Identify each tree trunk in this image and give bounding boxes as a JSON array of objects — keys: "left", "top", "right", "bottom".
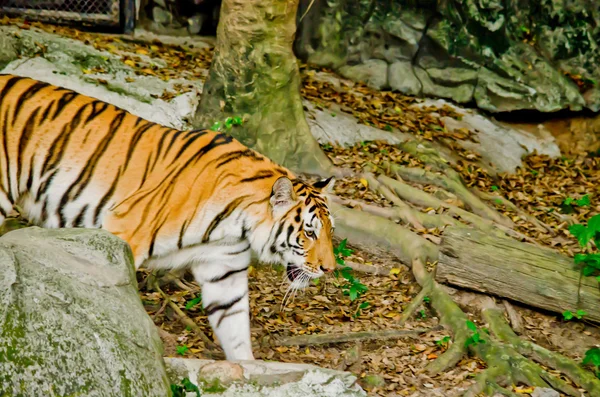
[
  {"left": 193, "top": 0, "right": 333, "bottom": 176},
  {"left": 436, "top": 226, "right": 600, "bottom": 323}
]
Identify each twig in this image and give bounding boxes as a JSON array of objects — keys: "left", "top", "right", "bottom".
[
  {"left": 398, "top": 285, "right": 432, "bottom": 325},
  {"left": 272, "top": 326, "right": 440, "bottom": 347},
  {"left": 502, "top": 300, "right": 523, "bottom": 335},
  {"left": 152, "top": 279, "right": 221, "bottom": 352}
]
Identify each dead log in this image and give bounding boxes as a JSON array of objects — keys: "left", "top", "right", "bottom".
[{"left": 436, "top": 226, "right": 600, "bottom": 323}]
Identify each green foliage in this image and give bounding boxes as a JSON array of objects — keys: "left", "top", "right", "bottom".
[
  {"left": 210, "top": 116, "right": 243, "bottom": 132},
  {"left": 353, "top": 301, "right": 371, "bottom": 318},
  {"left": 562, "top": 309, "right": 586, "bottom": 321},
  {"left": 176, "top": 345, "right": 189, "bottom": 356},
  {"left": 417, "top": 310, "right": 426, "bottom": 319},
  {"left": 171, "top": 378, "right": 201, "bottom": 397},
  {"left": 333, "top": 239, "right": 369, "bottom": 302},
  {"left": 569, "top": 214, "right": 600, "bottom": 279},
  {"left": 464, "top": 320, "right": 486, "bottom": 348},
  {"left": 491, "top": 185, "right": 499, "bottom": 192},
  {"left": 423, "top": 296, "right": 431, "bottom": 304},
  {"left": 583, "top": 347, "right": 600, "bottom": 379},
  {"left": 185, "top": 294, "right": 202, "bottom": 310},
  {"left": 561, "top": 194, "right": 591, "bottom": 213},
  {"left": 436, "top": 336, "right": 451, "bottom": 347}
]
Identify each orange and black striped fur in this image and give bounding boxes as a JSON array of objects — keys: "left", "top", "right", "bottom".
[{"left": 0, "top": 74, "right": 336, "bottom": 360}]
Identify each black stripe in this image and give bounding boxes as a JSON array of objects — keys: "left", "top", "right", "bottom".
[
  {"left": 0, "top": 77, "right": 22, "bottom": 201},
  {"left": 13, "top": 82, "right": 48, "bottom": 125},
  {"left": 202, "top": 196, "right": 249, "bottom": 243},
  {"left": 148, "top": 214, "right": 169, "bottom": 257},
  {"left": 123, "top": 121, "right": 154, "bottom": 172},
  {"left": 163, "top": 129, "right": 184, "bottom": 158},
  {"left": 177, "top": 219, "right": 189, "bottom": 249},
  {"left": 217, "top": 309, "right": 244, "bottom": 327},
  {"left": 16, "top": 108, "right": 40, "bottom": 193},
  {"left": 57, "top": 111, "right": 126, "bottom": 227},
  {"left": 215, "top": 149, "right": 255, "bottom": 168},
  {"left": 150, "top": 128, "right": 170, "bottom": 171},
  {"left": 51, "top": 92, "right": 78, "bottom": 121},
  {"left": 205, "top": 293, "right": 245, "bottom": 316},
  {"left": 208, "top": 266, "right": 249, "bottom": 283},
  {"left": 83, "top": 101, "right": 109, "bottom": 125},
  {"left": 93, "top": 167, "right": 121, "bottom": 227},
  {"left": 240, "top": 170, "right": 275, "bottom": 183},
  {"left": 73, "top": 204, "right": 88, "bottom": 227},
  {"left": 174, "top": 129, "right": 208, "bottom": 159}
]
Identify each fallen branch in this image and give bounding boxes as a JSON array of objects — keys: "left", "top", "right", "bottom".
[
  {"left": 272, "top": 326, "right": 439, "bottom": 347},
  {"left": 151, "top": 279, "right": 222, "bottom": 355}
]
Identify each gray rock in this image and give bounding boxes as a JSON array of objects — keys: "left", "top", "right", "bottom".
[
  {"left": 339, "top": 59, "right": 389, "bottom": 90},
  {"left": 0, "top": 35, "right": 18, "bottom": 69},
  {"left": 414, "top": 66, "right": 476, "bottom": 104},
  {"left": 152, "top": 6, "right": 173, "bottom": 25},
  {"left": 165, "top": 358, "right": 366, "bottom": 396},
  {"left": 388, "top": 61, "right": 422, "bottom": 95},
  {"left": 0, "top": 227, "right": 170, "bottom": 397},
  {"left": 532, "top": 387, "right": 560, "bottom": 397}
]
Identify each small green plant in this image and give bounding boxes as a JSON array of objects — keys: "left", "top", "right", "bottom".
[
  {"left": 464, "top": 320, "right": 486, "bottom": 348},
  {"left": 201, "top": 379, "right": 227, "bottom": 393},
  {"left": 491, "top": 185, "right": 499, "bottom": 192},
  {"left": 333, "top": 239, "right": 368, "bottom": 301},
  {"left": 423, "top": 296, "right": 431, "bottom": 304},
  {"left": 417, "top": 309, "right": 427, "bottom": 319},
  {"left": 583, "top": 347, "right": 600, "bottom": 379},
  {"left": 210, "top": 116, "right": 243, "bottom": 131},
  {"left": 563, "top": 309, "right": 587, "bottom": 321},
  {"left": 185, "top": 294, "right": 202, "bottom": 310},
  {"left": 321, "top": 143, "right": 333, "bottom": 151},
  {"left": 171, "top": 378, "right": 201, "bottom": 397},
  {"left": 353, "top": 301, "right": 371, "bottom": 318},
  {"left": 569, "top": 214, "right": 600, "bottom": 280},
  {"left": 176, "top": 345, "right": 189, "bottom": 356},
  {"left": 561, "top": 194, "right": 591, "bottom": 213},
  {"left": 436, "top": 336, "right": 451, "bottom": 347}
]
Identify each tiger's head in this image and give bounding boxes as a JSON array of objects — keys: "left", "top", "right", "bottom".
[{"left": 262, "top": 176, "right": 336, "bottom": 288}]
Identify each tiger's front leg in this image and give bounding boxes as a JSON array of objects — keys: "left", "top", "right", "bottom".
[{"left": 190, "top": 248, "right": 254, "bottom": 361}]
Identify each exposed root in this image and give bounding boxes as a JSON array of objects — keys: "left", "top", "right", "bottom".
[
  {"left": 482, "top": 304, "right": 600, "bottom": 395},
  {"left": 398, "top": 284, "right": 432, "bottom": 325},
  {"left": 271, "top": 326, "right": 437, "bottom": 347},
  {"left": 339, "top": 260, "right": 391, "bottom": 276},
  {"left": 380, "top": 160, "right": 513, "bottom": 228}
]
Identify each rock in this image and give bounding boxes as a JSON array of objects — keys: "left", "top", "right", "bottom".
[
  {"left": 165, "top": 358, "right": 367, "bottom": 396},
  {"left": 188, "top": 14, "right": 205, "bottom": 35},
  {"left": 198, "top": 361, "right": 244, "bottom": 386},
  {"left": 0, "top": 227, "right": 170, "bottom": 396},
  {"left": 296, "top": 0, "right": 600, "bottom": 113},
  {"left": 388, "top": 61, "right": 421, "bottom": 95},
  {"left": 532, "top": 387, "right": 560, "bottom": 397},
  {"left": 0, "top": 35, "right": 18, "bottom": 69},
  {"left": 338, "top": 59, "right": 389, "bottom": 91},
  {"left": 152, "top": 6, "right": 173, "bottom": 25}
]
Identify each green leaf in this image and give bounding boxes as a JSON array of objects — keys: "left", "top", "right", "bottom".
[
  {"left": 569, "top": 224, "right": 595, "bottom": 247},
  {"left": 576, "top": 309, "right": 587, "bottom": 319},
  {"left": 576, "top": 194, "right": 591, "bottom": 207},
  {"left": 466, "top": 320, "right": 477, "bottom": 332},
  {"left": 232, "top": 116, "right": 243, "bottom": 125},
  {"left": 563, "top": 197, "right": 575, "bottom": 206},
  {"left": 181, "top": 378, "right": 201, "bottom": 397},
  {"left": 583, "top": 347, "right": 600, "bottom": 367},
  {"left": 176, "top": 345, "right": 189, "bottom": 355},
  {"left": 423, "top": 296, "right": 431, "bottom": 303},
  {"left": 185, "top": 296, "right": 202, "bottom": 310},
  {"left": 436, "top": 336, "right": 451, "bottom": 346},
  {"left": 359, "top": 301, "right": 370, "bottom": 310},
  {"left": 491, "top": 185, "right": 499, "bottom": 192},
  {"left": 563, "top": 310, "right": 574, "bottom": 321},
  {"left": 211, "top": 121, "right": 221, "bottom": 131}
]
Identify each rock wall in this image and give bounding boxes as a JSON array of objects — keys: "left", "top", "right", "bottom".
[
  {"left": 0, "top": 227, "right": 171, "bottom": 396},
  {"left": 295, "top": 0, "right": 600, "bottom": 113}
]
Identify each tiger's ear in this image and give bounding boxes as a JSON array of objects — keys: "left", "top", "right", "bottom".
[
  {"left": 270, "top": 177, "right": 296, "bottom": 212},
  {"left": 312, "top": 176, "right": 335, "bottom": 193}
]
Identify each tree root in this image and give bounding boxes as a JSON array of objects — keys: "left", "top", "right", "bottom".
[
  {"left": 380, "top": 160, "right": 513, "bottom": 228},
  {"left": 271, "top": 326, "right": 438, "bottom": 347},
  {"left": 331, "top": 200, "right": 600, "bottom": 396},
  {"left": 398, "top": 284, "right": 432, "bottom": 325},
  {"left": 339, "top": 260, "right": 391, "bottom": 276},
  {"left": 482, "top": 304, "right": 600, "bottom": 395}
]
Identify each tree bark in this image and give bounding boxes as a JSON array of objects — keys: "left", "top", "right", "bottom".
[
  {"left": 436, "top": 226, "right": 600, "bottom": 323},
  {"left": 193, "top": 0, "right": 333, "bottom": 176}
]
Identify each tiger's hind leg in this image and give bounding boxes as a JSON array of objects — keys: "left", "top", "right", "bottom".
[{"left": 190, "top": 239, "right": 254, "bottom": 361}]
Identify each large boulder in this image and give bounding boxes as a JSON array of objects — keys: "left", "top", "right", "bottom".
[
  {"left": 0, "top": 227, "right": 171, "bottom": 397},
  {"left": 296, "top": 0, "right": 600, "bottom": 113}
]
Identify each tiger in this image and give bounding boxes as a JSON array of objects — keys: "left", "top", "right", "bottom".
[{"left": 0, "top": 74, "right": 337, "bottom": 361}]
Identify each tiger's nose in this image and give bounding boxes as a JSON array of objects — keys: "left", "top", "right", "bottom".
[{"left": 320, "top": 265, "right": 333, "bottom": 273}]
